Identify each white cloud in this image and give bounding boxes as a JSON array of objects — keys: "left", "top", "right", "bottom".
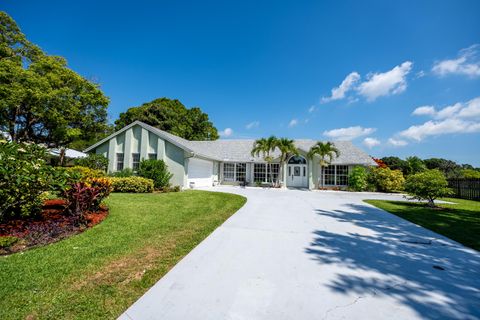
[
  {"left": 432, "top": 44, "right": 480, "bottom": 77},
  {"left": 245, "top": 121, "right": 260, "bottom": 129},
  {"left": 412, "top": 97, "right": 480, "bottom": 120},
  {"left": 363, "top": 137, "right": 380, "bottom": 149},
  {"left": 388, "top": 138, "right": 408, "bottom": 147},
  {"left": 412, "top": 105, "right": 436, "bottom": 116},
  {"left": 288, "top": 119, "right": 298, "bottom": 128},
  {"left": 321, "top": 72, "right": 360, "bottom": 103},
  {"left": 357, "top": 61, "right": 413, "bottom": 102},
  {"left": 220, "top": 128, "right": 233, "bottom": 137},
  {"left": 415, "top": 70, "right": 426, "bottom": 79},
  {"left": 308, "top": 105, "right": 316, "bottom": 113},
  {"left": 458, "top": 97, "right": 480, "bottom": 119},
  {"left": 435, "top": 103, "right": 462, "bottom": 119},
  {"left": 323, "top": 126, "right": 376, "bottom": 140},
  {"left": 399, "top": 97, "right": 480, "bottom": 142},
  {"left": 399, "top": 119, "right": 480, "bottom": 141}
]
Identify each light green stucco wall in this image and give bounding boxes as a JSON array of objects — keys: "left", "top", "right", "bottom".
[{"left": 92, "top": 124, "right": 186, "bottom": 187}]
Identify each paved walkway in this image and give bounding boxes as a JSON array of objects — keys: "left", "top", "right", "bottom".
[{"left": 120, "top": 187, "right": 480, "bottom": 320}]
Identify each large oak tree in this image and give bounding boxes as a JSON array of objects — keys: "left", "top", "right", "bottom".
[
  {"left": 0, "top": 12, "right": 110, "bottom": 150},
  {"left": 115, "top": 97, "right": 219, "bottom": 140}
]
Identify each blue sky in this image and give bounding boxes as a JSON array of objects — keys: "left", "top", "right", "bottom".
[{"left": 3, "top": 0, "right": 480, "bottom": 165}]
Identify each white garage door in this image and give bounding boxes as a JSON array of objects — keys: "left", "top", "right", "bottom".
[{"left": 188, "top": 158, "right": 213, "bottom": 187}]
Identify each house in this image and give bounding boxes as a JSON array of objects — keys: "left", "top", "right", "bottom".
[{"left": 84, "top": 121, "right": 376, "bottom": 189}]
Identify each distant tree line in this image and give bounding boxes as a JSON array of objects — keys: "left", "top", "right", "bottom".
[{"left": 380, "top": 156, "right": 480, "bottom": 179}]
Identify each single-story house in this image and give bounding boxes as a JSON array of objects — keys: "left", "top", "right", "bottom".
[{"left": 84, "top": 120, "right": 376, "bottom": 189}]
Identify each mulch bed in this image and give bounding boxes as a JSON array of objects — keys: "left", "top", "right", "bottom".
[{"left": 0, "top": 199, "right": 108, "bottom": 255}]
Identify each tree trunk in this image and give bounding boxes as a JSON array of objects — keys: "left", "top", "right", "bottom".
[{"left": 59, "top": 147, "right": 66, "bottom": 166}]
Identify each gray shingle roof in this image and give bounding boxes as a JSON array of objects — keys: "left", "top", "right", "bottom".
[
  {"left": 185, "top": 139, "right": 376, "bottom": 165},
  {"left": 85, "top": 121, "right": 376, "bottom": 166}
]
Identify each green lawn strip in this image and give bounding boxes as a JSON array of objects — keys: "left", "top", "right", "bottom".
[
  {"left": 364, "top": 198, "right": 480, "bottom": 251},
  {"left": 0, "top": 191, "right": 246, "bottom": 320}
]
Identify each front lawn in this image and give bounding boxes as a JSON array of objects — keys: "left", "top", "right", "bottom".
[
  {"left": 364, "top": 198, "right": 480, "bottom": 251},
  {"left": 0, "top": 191, "right": 246, "bottom": 319}
]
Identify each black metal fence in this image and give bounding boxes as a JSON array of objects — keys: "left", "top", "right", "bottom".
[{"left": 448, "top": 178, "right": 480, "bottom": 201}]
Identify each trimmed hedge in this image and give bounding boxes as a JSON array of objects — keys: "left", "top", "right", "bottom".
[
  {"left": 108, "top": 177, "right": 154, "bottom": 193},
  {"left": 66, "top": 166, "right": 105, "bottom": 180}
]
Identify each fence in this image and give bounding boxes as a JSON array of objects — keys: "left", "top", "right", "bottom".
[{"left": 447, "top": 178, "right": 480, "bottom": 201}]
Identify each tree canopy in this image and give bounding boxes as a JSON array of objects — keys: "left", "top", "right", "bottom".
[
  {"left": 114, "top": 98, "right": 219, "bottom": 141},
  {"left": 0, "top": 12, "right": 110, "bottom": 149}
]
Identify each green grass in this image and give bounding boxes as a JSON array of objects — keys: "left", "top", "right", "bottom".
[
  {"left": 364, "top": 197, "right": 480, "bottom": 251},
  {"left": 0, "top": 191, "right": 246, "bottom": 320}
]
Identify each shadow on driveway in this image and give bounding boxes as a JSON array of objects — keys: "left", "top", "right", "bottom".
[{"left": 305, "top": 203, "right": 480, "bottom": 320}]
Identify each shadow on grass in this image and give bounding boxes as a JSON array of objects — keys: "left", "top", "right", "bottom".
[{"left": 305, "top": 203, "right": 480, "bottom": 319}]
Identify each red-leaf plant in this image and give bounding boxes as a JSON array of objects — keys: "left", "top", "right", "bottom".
[{"left": 63, "top": 182, "right": 101, "bottom": 223}]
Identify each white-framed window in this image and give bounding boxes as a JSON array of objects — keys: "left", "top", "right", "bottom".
[
  {"left": 323, "top": 165, "right": 349, "bottom": 186},
  {"left": 253, "top": 163, "right": 266, "bottom": 182},
  {"left": 223, "top": 163, "right": 235, "bottom": 181},
  {"left": 336, "top": 165, "right": 349, "bottom": 186},
  {"left": 223, "top": 163, "right": 247, "bottom": 182},
  {"left": 324, "top": 165, "right": 336, "bottom": 185},
  {"left": 132, "top": 153, "right": 141, "bottom": 171},
  {"left": 236, "top": 163, "right": 246, "bottom": 182},
  {"left": 116, "top": 153, "right": 124, "bottom": 171},
  {"left": 253, "top": 163, "right": 280, "bottom": 183},
  {"left": 148, "top": 153, "right": 157, "bottom": 160}
]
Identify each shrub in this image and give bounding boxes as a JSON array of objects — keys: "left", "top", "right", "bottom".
[
  {"left": 66, "top": 166, "right": 105, "bottom": 180},
  {"left": 0, "top": 141, "right": 66, "bottom": 221},
  {"left": 370, "top": 167, "right": 405, "bottom": 193},
  {"left": 74, "top": 154, "right": 108, "bottom": 171},
  {"left": 108, "top": 177, "right": 154, "bottom": 193},
  {"left": 63, "top": 178, "right": 112, "bottom": 221},
  {"left": 138, "top": 159, "right": 173, "bottom": 189},
  {"left": 109, "top": 168, "right": 135, "bottom": 177},
  {"left": 405, "top": 169, "right": 453, "bottom": 207},
  {"left": 88, "top": 178, "right": 113, "bottom": 208},
  {"left": 0, "top": 236, "right": 19, "bottom": 248},
  {"left": 348, "top": 166, "right": 368, "bottom": 191}
]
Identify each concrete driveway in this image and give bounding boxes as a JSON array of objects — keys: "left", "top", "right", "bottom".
[{"left": 120, "top": 187, "right": 480, "bottom": 320}]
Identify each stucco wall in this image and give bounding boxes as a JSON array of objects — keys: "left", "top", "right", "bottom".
[{"left": 91, "top": 124, "right": 186, "bottom": 187}]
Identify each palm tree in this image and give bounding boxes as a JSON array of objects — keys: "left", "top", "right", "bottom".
[
  {"left": 307, "top": 141, "right": 340, "bottom": 188},
  {"left": 251, "top": 136, "right": 278, "bottom": 185},
  {"left": 275, "top": 138, "right": 298, "bottom": 187}
]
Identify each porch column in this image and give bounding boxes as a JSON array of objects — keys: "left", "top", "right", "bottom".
[
  {"left": 282, "top": 162, "right": 287, "bottom": 188},
  {"left": 308, "top": 159, "right": 314, "bottom": 189}
]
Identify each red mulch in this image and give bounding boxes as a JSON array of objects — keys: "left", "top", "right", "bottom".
[{"left": 0, "top": 199, "right": 108, "bottom": 255}]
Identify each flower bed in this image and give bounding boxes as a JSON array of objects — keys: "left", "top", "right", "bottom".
[{"left": 0, "top": 199, "right": 108, "bottom": 255}]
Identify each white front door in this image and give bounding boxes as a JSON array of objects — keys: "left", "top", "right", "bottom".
[{"left": 287, "top": 164, "right": 307, "bottom": 187}]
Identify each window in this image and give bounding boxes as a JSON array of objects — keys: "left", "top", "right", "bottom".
[
  {"left": 288, "top": 156, "right": 306, "bottom": 164},
  {"left": 223, "top": 163, "right": 235, "bottom": 181},
  {"left": 236, "top": 163, "right": 246, "bottom": 182},
  {"left": 223, "top": 163, "right": 247, "bottom": 182},
  {"left": 324, "top": 165, "right": 335, "bottom": 185},
  {"left": 336, "top": 165, "right": 349, "bottom": 186},
  {"left": 148, "top": 153, "right": 157, "bottom": 160},
  {"left": 253, "top": 163, "right": 279, "bottom": 183},
  {"left": 132, "top": 153, "right": 140, "bottom": 171},
  {"left": 116, "top": 153, "right": 124, "bottom": 171},
  {"left": 267, "top": 163, "right": 280, "bottom": 182},
  {"left": 253, "top": 163, "right": 266, "bottom": 182}
]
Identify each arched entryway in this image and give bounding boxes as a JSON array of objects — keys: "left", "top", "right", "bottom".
[{"left": 286, "top": 155, "right": 308, "bottom": 187}]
